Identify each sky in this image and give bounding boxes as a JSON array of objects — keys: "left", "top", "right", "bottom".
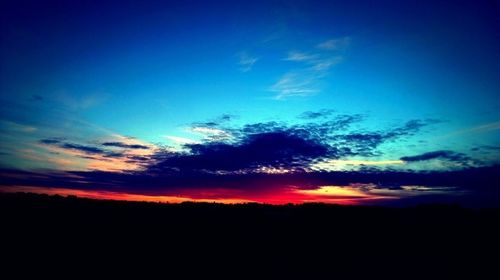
[{"left": 1, "top": 0, "right": 499, "bottom": 206}]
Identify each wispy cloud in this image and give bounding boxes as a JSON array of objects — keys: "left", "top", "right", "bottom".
[
  {"left": 466, "top": 121, "right": 500, "bottom": 133},
  {"left": 437, "top": 120, "right": 500, "bottom": 140},
  {"left": 237, "top": 51, "right": 259, "bottom": 72},
  {"left": 271, "top": 37, "right": 350, "bottom": 99},
  {"left": 55, "top": 91, "right": 109, "bottom": 110},
  {"left": 0, "top": 120, "right": 37, "bottom": 133},
  {"left": 317, "top": 37, "right": 351, "bottom": 51},
  {"left": 36, "top": 134, "right": 158, "bottom": 172},
  {"left": 310, "top": 56, "right": 343, "bottom": 71},
  {"left": 284, "top": 51, "right": 317, "bottom": 62},
  {"left": 271, "top": 72, "right": 319, "bottom": 100}
]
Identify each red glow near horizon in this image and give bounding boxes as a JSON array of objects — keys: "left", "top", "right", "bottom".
[{"left": 0, "top": 185, "right": 394, "bottom": 205}]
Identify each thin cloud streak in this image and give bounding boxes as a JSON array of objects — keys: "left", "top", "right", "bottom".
[
  {"left": 317, "top": 37, "right": 351, "bottom": 50},
  {"left": 284, "top": 51, "right": 318, "bottom": 62},
  {"left": 436, "top": 120, "right": 500, "bottom": 140},
  {"left": 271, "top": 37, "right": 349, "bottom": 99},
  {"left": 237, "top": 51, "right": 259, "bottom": 72},
  {"left": 271, "top": 72, "right": 319, "bottom": 100}
]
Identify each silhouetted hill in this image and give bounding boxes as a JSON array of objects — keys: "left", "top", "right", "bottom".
[{"left": 1, "top": 192, "right": 499, "bottom": 277}]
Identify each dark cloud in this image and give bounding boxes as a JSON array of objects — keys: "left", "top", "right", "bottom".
[
  {"left": 298, "top": 109, "right": 335, "bottom": 119},
  {"left": 401, "top": 150, "right": 470, "bottom": 163},
  {"left": 39, "top": 139, "right": 126, "bottom": 158},
  {"left": 191, "top": 114, "right": 237, "bottom": 127},
  {"left": 38, "top": 138, "right": 157, "bottom": 167},
  {"left": 472, "top": 145, "right": 500, "bottom": 152},
  {"left": 14, "top": 116, "right": 495, "bottom": 206},
  {"left": 237, "top": 114, "right": 363, "bottom": 139},
  {"left": 294, "top": 114, "right": 365, "bottom": 138},
  {"left": 149, "top": 131, "right": 332, "bottom": 173},
  {"left": 60, "top": 143, "right": 107, "bottom": 155},
  {"left": 127, "top": 155, "right": 150, "bottom": 162},
  {"left": 386, "top": 119, "right": 438, "bottom": 138},
  {"left": 39, "top": 138, "right": 62, "bottom": 145},
  {"left": 152, "top": 115, "right": 438, "bottom": 173},
  {"left": 330, "top": 119, "right": 437, "bottom": 157},
  {"left": 332, "top": 133, "right": 385, "bottom": 156},
  {"left": 37, "top": 116, "right": 438, "bottom": 172},
  {"left": 104, "top": 152, "right": 125, "bottom": 158},
  {"left": 149, "top": 114, "right": 377, "bottom": 173},
  {"left": 102, "top": 142, "right": 149, "bottom": 150},
  {"left": 218, "top": 114, "right": 235, "bottom": 122}
]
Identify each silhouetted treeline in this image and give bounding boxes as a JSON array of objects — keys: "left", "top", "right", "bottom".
[{"left": 1, "top": 192, "right": 498, "bottom": 277}]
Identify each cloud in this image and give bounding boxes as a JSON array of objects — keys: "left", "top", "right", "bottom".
[
  {"left": 39, "top": 138, "right": 63, "bottom": 145},
  {"left": 237, "top": 51, "right": 259, "bottom": 72},
  {"left": 317, "top": 37, "right": 351, "bottom": 50},
  {"left": 472, "top": 145, "right": 500, "bottom": 151},
  {"left": 37, "top": 138, "right": 156, "bottom": 171},
  {"left": 401, "top": 150, "right": 470, "bottom": 163},
  {"left": 33, "top": 115, "right": 437, "bottom": 174},
  {"left": 164, "top": 135, "right": 199, "bottom": 145},
  {"left": 298, "top": 109, "right": 336, "bottom": 119},
  {"left": 191, "top": 114, "right": 237, "bottom": 128},
  {"left": 284, "top": 51, "right": 342, "bottom": 72},
  {"left": 310, "top": 56, "right": 342, "bottom": 71},
  {"left": 162, "top": 116, "right": 366, "bottom": 172},
  {"left": 56, "top": 92, "right": 108, "bottom": 110},
  {"left": 272, "top": 38, "right": 350, "bottom": 99},
  {"left": 330, "top": 119, "right": 435, "bottom": 157},
  {"left": 311, "top": 159, "right": 405, "bottom": 171},
  {"left": 151, "top": 131, "right": 331, "bottom": 173},
  {"left": 102, "top": 142, "right": 150, "bottom": 150},
  {"left": 1, "top": 164, "right": 499, "bottom": 206},
  {"left": 189, "top": 127, "right": 232, "bottom": 141},
  {"left": 60, "top": 143, "right": 108, "bottom": 155},
  {"left": 0, "top": 120, "right": 37, "bottom": 133},
  {"left": 3, "top": 113, "right": 498, "bottom": 206},
  {"left": 468, "top": 121, "right": 500, "bottom": 133},
  {"left": 271, "top": 72, "right": 319, "bottom": 99},
  {"left": 284, "top": 51, "right": 317, "bottom": 62},
  {"left": 439, "top": 120, "right": 500, "bottom": 140},
  {"left": 151, "top": 115, "right": 438, "bottom": 174}
]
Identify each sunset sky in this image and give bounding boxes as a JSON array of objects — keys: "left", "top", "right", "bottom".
[{"left": 1, "top": 0, "right": 499, "bottom": 206}]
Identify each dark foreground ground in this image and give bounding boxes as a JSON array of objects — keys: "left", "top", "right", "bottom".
[{"left": 1, "top": 192, "right": 499, "bottom": 277}]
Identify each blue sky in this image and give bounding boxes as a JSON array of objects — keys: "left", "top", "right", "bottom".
[{"left": 0, "top": 0, "right": 499, "bottom": 205}]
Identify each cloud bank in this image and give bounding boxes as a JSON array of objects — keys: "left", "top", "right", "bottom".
[{"left": 2, "top": 111, "right": 497, "bottom": 206}]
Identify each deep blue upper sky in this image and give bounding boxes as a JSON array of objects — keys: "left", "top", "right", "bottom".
[{"left": 1, "top": 0, "right": 499, "bottom": 175}]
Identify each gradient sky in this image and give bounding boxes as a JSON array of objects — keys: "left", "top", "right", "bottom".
[{"left": 1, "top": 0, "right": 499, "bottom": 206}]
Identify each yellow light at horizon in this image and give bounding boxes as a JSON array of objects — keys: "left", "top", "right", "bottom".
[{"left": 296, "top": 186, "right": 370, "bottom": 197}]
